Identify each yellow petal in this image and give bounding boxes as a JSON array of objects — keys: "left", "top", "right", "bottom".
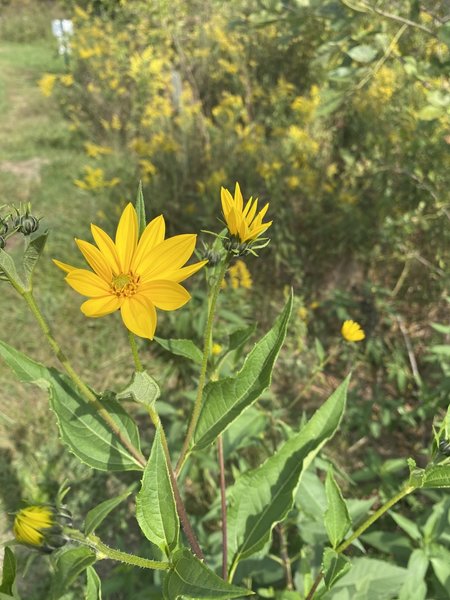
[
  {"left": 53, "top": 259, "right": 77, "bottom": 274},
  {"left": 221, "top": 187, "right": 234, "bottom": 216},
  {"left": 138, "top": 234, "right": 196, "bottom": 280},
  {"left": 161, "top": 259, "right": 208, "bottom": 283},
  {"left": 115, "top": 203, "right": 138, "bottom": 273},
  {"left": 225, "top": 206, "right": 239, "bottom": 237},
  {"left": 245, "top": 198, "right": 258, "bottom": 224},
  {"left": 131, "top": 214, "right": 165, "bottom": 272},
  {"left": 91, "top": 224, "right": 121, "bottom": 273},
  {"left": 140, "top": 280, "right": 191, "bottom": 310},
  {"left": 120, "top": 295, "right": 157, "bottom": 339},
  {"left": 80, "top": 295, "right": 121, "bottom": 317},
  {"left": 66, "top": 269, "right": 111, "bottom": 297},
  {"left": 234, "top": 182, "right": 243, "bottom": 212},
  {"left": 14, "top": 520, "right": 42, "bottom": 545},
  {"left": 75, "top": 239, "right": 112, "bottom": 282}
]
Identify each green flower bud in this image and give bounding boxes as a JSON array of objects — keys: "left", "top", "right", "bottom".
[{"left": 19, "top": 214, "right": 40, "bottom": 236}]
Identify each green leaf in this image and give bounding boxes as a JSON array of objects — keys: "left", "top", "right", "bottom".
[
  {"left": 154, "top": 337, "right": 203, "bottom": 364},
  {"left": 417, "top": 106, "right": 444, "bottom": 121},
  {"left": 389, "top": 511, "right": 421, "bottom": 541},
  {"left": 324, "top": 470, "right": 351, "bottom": 549},
  {"left": 431, "top": 323, "right": 450, "bottom": 334},
  {"left": 0, "top": 248, "right": 25, "bottom": 289},
  {"left": 50, "top": 547, "right": 96, "bottom": 600},
  {"left": 85, "top": 486, "right": 134, "bottom": 535},
  {"left": 0, "top": 547, "right": 16, "bottom": 595},
  {"left": 22, "top": 231, "right": 48, "bottom": 288},
  {"left": 136, "top": 429, "right": 179, "bottom": 555},
  {"left": 135, "top": 181, "right": 146, "bottom": 236},
  {"left": 398, "top": 549, "right": 428, "bottom": 600},
  {"left": 116, "top": 370, "right": 160, "bottom": 408},
  {"left": 227, "top": 375, "right": 350, "bottom": 573},
  {"left": 347, "top": 44, "right": 378, "bottom": 63},
  {"left": 430, "top": 546, "right": 450, "bottom": 590},
  {"left": 0, "top": 340, "right": 143, "bottom": 471},
  {"left": 438, "top": 22, "right": 450, "bottom": 48},
  {"left": 328, "top": 557, "right": 408, "bottom": 598},
  {"left": 85, "top": 566, "right": 102, "bottom": 600},
  {"left": 163, "top": 548, "right": 251, "bottom": 599},
  {"left": 228, "top": 324, "right": 257, "bottom": 352},
  {"left": 423, "top": 465, "right": 450, "bottom": 488},
  {"left": 193, "top": 293, "right": 293, "bottom": 450},
  {"left": 316, "top": 89, "right": 346, "bottom": 117},
  {"left": 322, "top": 548, "right": 351, "bottom": 589}
]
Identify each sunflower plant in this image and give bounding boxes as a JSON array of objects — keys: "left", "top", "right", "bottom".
[{"left": 0, "top": 185, "right": 449, "bottom": 600}]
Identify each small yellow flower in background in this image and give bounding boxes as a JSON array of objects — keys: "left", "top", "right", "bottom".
[
  {"left": 341, "top": 320, "right": 365, "bottom": 342},
  {"left": 74, "top": 166, "right": 120, "bottom": 190},
  {"left": 228, "top": 259, "right": 253, "bottom": 289},
  {"left": 54, "top": 203, "right": 207, "bottom": 339},
  {"left": 212, "top": 343, "right": 222, "bottom": 355},
  {"left": 14, "top": 505, "right": 70, "bottom": 552},
  {"left": 84, "top": 142, "right": 113, "bottom": 158},
  {"left": 221, "top": 182, "right": 272, "bottom": 243},
  {"left": 38, "top": 73, "right": 57, "bottom": 97},
  {"left": 60, "top": 74, "right": 74, "bottom": 87}
]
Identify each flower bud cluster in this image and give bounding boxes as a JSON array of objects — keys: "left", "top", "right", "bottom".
[{"left": 0, "top": 203, "right": 41, "bottom": 250}]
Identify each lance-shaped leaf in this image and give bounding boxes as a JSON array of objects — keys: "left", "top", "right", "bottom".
[
  {"left": 0, "top": 248, "right": 25, "bottom": 288},
  {"left": 324, "top": 469, "right": 351, "bottom": 549},
  {"left": 0, "top": 547, "right": 16, "bottom": 596},
  {"left": 85, "top": 486, "right": 135, "bottom": 535},
  {"left": 154, "top": 337, "right": 203, "bottom": 364},
  {"left": 323, "top": 548, "right": 351, "bottom": 589},
  {"left": 0, "top": 340, "right": 142, "bottom": 471},
  {"left": 85, "top": 567, "right": 102, "bottom": 600},
  {"left": 50, "top": 547, "right": 96, "bottom": 600},
  {"left": 135, "top": 180, "right": 146, "bottom": 236},
  {"left": 193, "top": 292, "right": 293, "bottom": 450},
  {"left": 136, "top": 430, "right": 179, "bottom": 556},
  {"left": 227, "top": 375, "right": 350, "bottom": 574},
  {"left": 163, "top": 548, "right": 252, "bottom": 599},
  {"left": 22, "top": 231, "right": 48, "bottom": 288}
]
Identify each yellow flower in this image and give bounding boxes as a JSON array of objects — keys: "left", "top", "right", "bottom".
[
  {"left": 341, "top": 320, "right": 365, "bottom": 342},
  {"left": 221, "top": 182, "right": 272, "bottom": 243},
  {"left": 60, "top": 74, "right": 74, "bottom": 87},
  {"left": 54, "top": 203, "right": 207, "bottom": 339},
  {"left": 38, "top": 73, "right": 57, "bottom": 97},
  {"left": 13, "top": 505, "right": 69, "bottom": 552},
  {"left": 212, "top": 343, "right": 222, "bottom": 355}
]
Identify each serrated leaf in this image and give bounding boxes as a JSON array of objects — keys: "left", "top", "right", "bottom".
[
  {"left": 0, "top": 547, "right": 16, "bottom": 595},
  {"left": 227, "top": 376, "right": 350, "bottom": 573},
  {"left": 85, "top": 487, "right": 134, "bottom": 535},
  {"left": 324, "top": 470, "right": 351, "bottom": 548},
  {"left": 0, "top": 340, "right": 142, "bottom": 471},
  {"left": 0, "top": 248, "right": 24, "bottom": 289},
  {"left": 323, "top": 548, "right": 351, "bottom": 589},
  {"left": 85, "top": 566, "right": 102, "bottom": 600},
  {"left": 50, "top": 547, "right": 96, "bottom": 600},
  {"left": 193, "top": 293, "right": 293, "bottom": 450},
  {"left": 135, "top": 181, "right": 146, "bottom": 237},
  {"left": 423, "top": 465, "right": 450, "bottom": 488},
  {"left": 22, "top": 232, "right": 48, "bottom": 287},
  {"left": 163, "top": 548, "right": 251, "bottom": 599},
  {"left": 116, "top": 370, "right": 160, "bottom": 408},
  {"left": 347, "top": 44, "right": 378, "bottom": 63},
  {"left": 136, "top": 429, "right": 179, "bottom": 555},
  {"left": 154, "top": 337, "right": 203, "bottom": 364}
]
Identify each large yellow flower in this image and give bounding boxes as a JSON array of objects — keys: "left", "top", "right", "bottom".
[
  {"left": 221, "top": 182, "right": 272, "bottom": 243},
  {"left": 54, "top": 203, "right": 207, "bottom": 339}
]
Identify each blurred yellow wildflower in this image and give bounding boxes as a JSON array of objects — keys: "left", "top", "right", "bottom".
[
  {"left": 74, "top": 166, "right": 120, "bottom": 190},
  {"left": 221, "top": 183, "right": 272, "bottom": 243},
  {"left": 38, "top": 73, "right": 57, "bottom": 97},
  {"left": 54, "top": 203, "right": 207, "bottom": 339},
  {"left": 60, "top": 74, "right": 74, "bottom": 87},
  {"left": 341, "top": 320, "right": 365, "bottom": 342},
  {"left": 228, "top": 260, "right": 253, "bottom": 289},
  {"left": 212, "top": 343, "right": 223, "bottom": 355},
  {"left": 84, "top": 142, "right": 113, "bottom": 158}
]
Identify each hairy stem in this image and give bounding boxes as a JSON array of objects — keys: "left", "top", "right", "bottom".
[
  {"left": 21, "top": 289, "right": 146, "bottom": 468},
  {"left": 176, "top": 255, "right": 229, "bottom": 474},
  {"left": 128, "top": 331, "right": 144, "bottom": 372}
]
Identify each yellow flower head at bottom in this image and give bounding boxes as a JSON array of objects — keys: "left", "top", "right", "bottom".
[
  {"left": 54, "top": 203, "right": 207, "bottom": 339},
  {"left": 341, "top": 320, "right": 365, "bottom": 342},
  {"left": 14, "top": 506, "right": 55, "bottom": 548}
]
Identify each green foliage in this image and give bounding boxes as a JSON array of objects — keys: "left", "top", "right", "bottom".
[
  {"left": 84, "top": 487, "right": 134, "bottom": 535},
  {"left": 50, "top": 547, "right": 96, "bottom": 600}
]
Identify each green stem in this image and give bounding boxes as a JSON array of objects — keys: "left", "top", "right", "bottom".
[
  {"left": 128, "top": 331, "right": 144, "bottom": 372},
  {"left": 175, "top": 255, "right": 230, "bottom": 474},
  {"left": 21, "top": 289, "right": 146, "bottom": 468},
  {"left": 148, "top": 406, "right": 205, "bottom": 560},
  {"left": 304, "top": 484, "right": 415, "bottom": 600},
  {"left": 69, "top": 529, "right": 169, "bottom": 570}
]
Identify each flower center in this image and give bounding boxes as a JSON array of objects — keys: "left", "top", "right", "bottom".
[{"left": 111, "top": 272, "right": 139, "bottom": 297}]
